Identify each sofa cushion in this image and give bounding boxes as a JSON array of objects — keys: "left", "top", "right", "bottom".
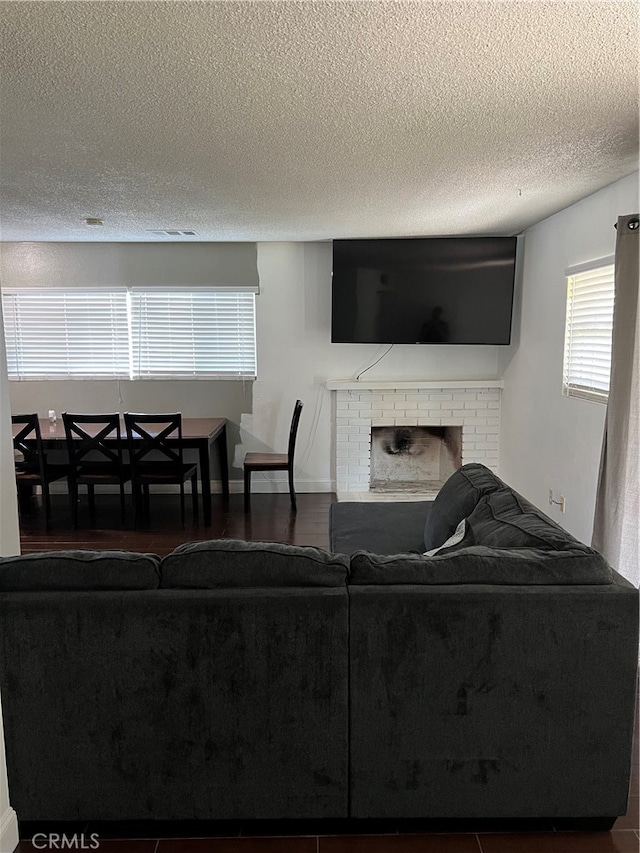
[
  {"left": 349, "top": 543, "right": 612, "bottom": 585},
  {"left": 423, "top": 463, "right": 504, "bottom": 550},
  {"left": 330, "top": 500, "right": 432, "bottom": 556},
  {"left": 0, "top": 550, "right": 161, "bottom": 591},
  {"left": 161, "top": 539, "right": 349, "bottom": 588},
  {"left": 467, "top": 488, "right": 583, "bottom": 549}
]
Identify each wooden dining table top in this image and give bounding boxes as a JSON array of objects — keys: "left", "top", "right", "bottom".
[{"left": 25, "top": 416, "right": 227, "bottom": 442}]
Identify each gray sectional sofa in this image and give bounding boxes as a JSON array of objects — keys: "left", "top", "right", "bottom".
[{"left": 0, "top": 464, "right": 637, "bottom": 828}]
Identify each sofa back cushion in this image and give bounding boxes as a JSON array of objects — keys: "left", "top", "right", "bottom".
[
  {"left": 349, "top": 544, "right": 612, "bottom": 586},
  {"left": 0, "top": 550, "right": 161, "bottom": 591},
  {"left": 161, "top": 539, "right": 349, "bottom": 588},
  {"left": 467, "top": 488, "right": 582, "bottom": 550},
  {"left": 423, "top": 463, "right": 504, "bottom": 550}
]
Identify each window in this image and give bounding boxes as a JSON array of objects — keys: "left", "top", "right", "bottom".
[
  {"left": 563, "top": 258, "right": 615, "bottom": 403},
  {"left": 2, "top": 288, "right": 130, "bottom": 379},
  {"left": 129, "top": 289, "right": 256, "bottom": 379},
  {"left": 2, "top": 287, "right": 257, "bottom": 380}
]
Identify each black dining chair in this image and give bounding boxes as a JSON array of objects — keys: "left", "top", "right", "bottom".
[
  {"left": 62, "top": 412, "right": 130, "bottom": 528},
  {"left": 243, "top": 399, "right": 303, "bottom": 513},
  {"left": 124, "top": 412, "right": 198, "bottom": 528},
  {"left": 12, "top": 413, "right": 68, "bottom": 528}
]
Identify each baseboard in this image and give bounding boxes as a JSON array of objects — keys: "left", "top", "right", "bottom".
[
  {"left": 245, "top": 478, "right": 335, "bottom": 494},
  {"left": 0, "top": 806, "right": 18, "bottom": 853},
  {"left": 48, "top": 479, "right": 336, "bottom": 495}
]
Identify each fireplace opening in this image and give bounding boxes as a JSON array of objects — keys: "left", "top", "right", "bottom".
[{"left": 370, "top": 426, "right": 462, "bottom": 492}]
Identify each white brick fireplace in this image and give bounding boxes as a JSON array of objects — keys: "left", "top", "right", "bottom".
[{"left": 325, "top": 380, "right": 503, "bottom": 500}]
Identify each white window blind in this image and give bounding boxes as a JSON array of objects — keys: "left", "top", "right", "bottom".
[
  {"left": 129, "top": 289, "right": 256, "bottom": 379},
  {"left": 2, "top": 287, "right": 257, "bottom": 380},
  {"left": 2, "top": 288, "right": 130, "bottom": 379},
  {"left": 563, "top": 260, "right": 615, "bottom": 403}
]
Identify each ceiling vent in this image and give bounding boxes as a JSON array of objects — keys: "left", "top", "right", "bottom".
[{"left": 147, "top": 229, "right": 198, "bottom": 237}]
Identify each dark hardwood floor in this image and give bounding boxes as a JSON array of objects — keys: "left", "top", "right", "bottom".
[
  {"left": 14, "top": 492, "right": 640, "bottom": 852},
  {"left": 18, "top": 491, "right": 333, "bottom": 556}
]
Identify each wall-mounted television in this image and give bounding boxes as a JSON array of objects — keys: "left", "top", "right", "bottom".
[{"left": 331, "top": 236, "right": 517, "bottom": 345}]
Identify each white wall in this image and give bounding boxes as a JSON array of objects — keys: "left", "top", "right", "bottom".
[
  {"left": 499, "top": 172, "right": 639, "bottom": 544},
  {"left": 247, "top": 242, "right": 503, "bottom": 490},
  {"left": 0, "top": 242, "right": 258, "bottom": 289},
  {"left": 0, "top": 298, "right": 20, "bottom": 853}
]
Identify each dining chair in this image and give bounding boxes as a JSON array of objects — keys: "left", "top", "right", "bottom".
[
  {"left": 243, "top": 399, "right": 303, "bottom": 513},
  {"left": 124, "top": 413, "right": 198, "bottom": 528},
  {"left": 12, "top": 413, "right": 68, "bottom": 528},
  {"left": 62, "top": 412, "right": 130, "bottom": 528}
]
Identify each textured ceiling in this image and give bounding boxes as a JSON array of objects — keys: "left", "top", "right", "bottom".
[{"left": 0, "top": 0, "right": 638, "bottom": 242}]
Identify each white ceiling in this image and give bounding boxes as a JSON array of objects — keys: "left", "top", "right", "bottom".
[{"left": 0, "top": 1, "right": 638, "bottom": 242}]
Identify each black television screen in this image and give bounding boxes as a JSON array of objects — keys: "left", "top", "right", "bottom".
[{"left": 331, "top": 236, "right": 517, "bottom": 345}]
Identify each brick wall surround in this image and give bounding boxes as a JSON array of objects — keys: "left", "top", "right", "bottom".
[{"left": 328, "top": 381, "right": 502, "bottom": 498}]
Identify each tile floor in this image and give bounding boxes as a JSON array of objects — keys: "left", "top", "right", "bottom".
[{"left": 15, "top": 492, "right": 640, "bottom": 852}]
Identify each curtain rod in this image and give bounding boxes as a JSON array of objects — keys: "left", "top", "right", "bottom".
[{"left": 614, "top": 217, "right": 639, "bottom": 230}]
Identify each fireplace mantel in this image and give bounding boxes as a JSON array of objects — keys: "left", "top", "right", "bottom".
[{"left": 325, "top": 379, "right": 504, "bottom": 391}]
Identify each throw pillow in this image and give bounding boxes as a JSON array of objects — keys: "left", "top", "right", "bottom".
[{"left": 424, "top": 518, "right": 475, "bottom": 556}]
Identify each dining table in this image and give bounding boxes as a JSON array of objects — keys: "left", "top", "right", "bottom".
[{"left": 16, "top": 416, "right": 229, "bottom": 527}]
